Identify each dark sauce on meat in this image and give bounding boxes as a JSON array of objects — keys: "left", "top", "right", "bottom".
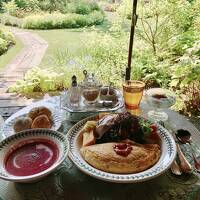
[{"left": 95, "top": 112, "right": 146, "bottom": 144}]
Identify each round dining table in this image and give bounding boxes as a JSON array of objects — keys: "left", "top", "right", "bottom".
[{"left": 0, "top": 96, "right": 199, "bottom": 200}]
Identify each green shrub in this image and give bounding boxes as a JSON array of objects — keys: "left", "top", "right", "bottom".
[
  {"left": 0, "top": 0, "right": 101, "bottom": 16},
  {"left": 0, "top": 14, "right": 22, "bottom": 26},
  {"left": 88, "top": 10, "right": 105, "bottom": 25},
  {"left": 14, "top": 0, "right": 41, "bottom": 14},
  {"left": 8, "top": 66, "right": 84, "bottom": 93},
  {"left": 0, "top": 28, "right": 15, "bottom": 46},
  {"left": 2, "top": 0, "right": 18, "bottom": 16},
  {"left": 37, "top": 0, "right": 66, "bottom": 13},
  {"left": 0, "top": 38, "right": 8, "bottom": 55},
  {"left": 15, "top": 0, "right": 27, "bottom": 8},
  {"left": 64, "top": 0, "right": 101, "bottom": 14},
  {"left": 22, "top": 11, "right": 104, "bottom": 29},
  {"left": 169, "top": 30, "right": 199, "bottom": 56},
  {"left": 194, "top": 16, "right": 200, "bottom": 31},
  {"left": 89, "top": 1, "right": 100, "bottom": 11},
  {"left": 0, "top": 27, "right": 15, "bottom": 55},
  {"left": 73, "top": 14, "right": 88, "bottom": 27},
  {"left": 0, "top": 0, "right": 103, "bottom": 29},
  {"left": 75, "top": 1, "right": 91, "bottom": 15}
]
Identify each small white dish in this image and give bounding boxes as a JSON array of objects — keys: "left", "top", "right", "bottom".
[
  {"left": 3, "top": 102, "right": 62, "bottom": 138},
  {"left": 0, "top": 129, "right": 69, "bottom": 183},
  {"left": 67, "top": 115, "right": 177, "bottom": 183}
]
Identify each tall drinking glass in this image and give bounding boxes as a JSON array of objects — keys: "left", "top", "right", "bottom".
[{"left": 123, "top": 80, "right": 145, "bottom": 109}]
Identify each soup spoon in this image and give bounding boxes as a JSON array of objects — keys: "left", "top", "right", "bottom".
[{"left": 176, "top": 129, "right": 200, "bottom": 173}]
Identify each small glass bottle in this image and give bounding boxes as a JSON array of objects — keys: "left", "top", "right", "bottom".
[{"left": 67, "top": 75, "right": 81, "bottom": 109}]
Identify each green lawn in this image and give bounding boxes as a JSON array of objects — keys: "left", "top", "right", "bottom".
[
  {"left": 0, "top": 15, "right": 110, "bottom": 70},
  {"left": 30, "top": 16, "right": 112, "bottom": 67},
  {"left": 31, "top": 29, "right": 89, "bottom": 67},
  {"left": 0, "top": 34, "right": 23, "bottom": 70}
]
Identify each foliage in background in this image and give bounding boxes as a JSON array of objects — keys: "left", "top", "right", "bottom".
[
  {"left": 0, "top": 0, "right": 101, "bottom": 15},
  {"left": 117, "top": 0, "right": 200, "bottom": 55},
  {"left": 63, "top": 0, "right": 100, "bottom": 14},
  {"left": 8, "top": 23, "right": 172, "bottom": 92},
  {"left": 117, "top": 0, "right": 132, "bottom": 19},
  {"left": 116, "top": 0, "right": 200, "bottom": 116},
  {"left": 0, "top": 0, "right": 66, "bottom": 13},
  {"left": 0, "top": 13, "right": 22, "bottom": 26},
  {"left": 6, "top": 0, "right": 200, "bottom": 117},
  {"left": 9, "top": 66, "right": 84, "bottom": 93},
  {"left": 0, "top": 0, "right": 104, "bottom": 29},
  {"left": 169, "top": 39, "right": 200, "bottom": 116},
  {"left": 2, "top": 0, "right": 18, "bottom": 15},
  {"left": 181, "top": 81, "right": 200, "bottom": 117},
  {"left": 98, "top": 0, "right": 119, "bottom": 13},
  {"left": 22, "top": 11, "right": 104, "bottom": 29},
  {"left": 0, "top": 26, "right": 15, "bottom": 55}
]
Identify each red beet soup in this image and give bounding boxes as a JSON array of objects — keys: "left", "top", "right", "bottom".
[{"left": 5, "top": 139, "right": 59, "bottom": 176}]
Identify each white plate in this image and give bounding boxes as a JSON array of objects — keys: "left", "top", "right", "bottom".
[
  {"left": 0, "top": 129, "right": 69, "bottom": 183},
  {"left": 67, "top": 115, "right": 177, "bottom": 183},
  {"left": 3, "top": 102, "right": 62, "bottom": 138}
]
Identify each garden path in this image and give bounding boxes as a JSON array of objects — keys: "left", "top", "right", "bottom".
[{"left": 0, "top": 27, "right": 48, "bottom": 114}]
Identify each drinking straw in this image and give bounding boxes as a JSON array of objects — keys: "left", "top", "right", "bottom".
[{"left": 125, "top": 0, "right": 138, "bottom": 81}]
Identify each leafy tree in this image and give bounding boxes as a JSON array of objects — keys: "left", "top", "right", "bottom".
[{"left": 136, "top": 0, "right": 171, "bottom": 55}]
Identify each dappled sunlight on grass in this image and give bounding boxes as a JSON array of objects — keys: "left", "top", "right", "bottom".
[{"left": 31, "top": 29, "right": 89, "bottom": 67}]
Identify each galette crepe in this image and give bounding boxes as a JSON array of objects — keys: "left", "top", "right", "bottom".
[{"left": 81, "top": 142, "right": 160, "bottom": 174}]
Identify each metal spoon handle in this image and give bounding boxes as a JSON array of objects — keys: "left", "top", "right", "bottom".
[
  {"left": 171, "top": 160, "right": 182, "bottom": 175},
  {"left": 187, "top": 143, "right": 200, "bottom": 172},
  {"left": 176, "top": 143, "right": 192, "bottom": 173}
]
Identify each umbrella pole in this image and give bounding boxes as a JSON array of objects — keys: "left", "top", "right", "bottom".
[{"left": 125, "top": 0, "right": 138, "bottom": 81}]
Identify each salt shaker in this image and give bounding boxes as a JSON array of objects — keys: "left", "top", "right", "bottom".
[{"left": 67, "top": 75, "right": 81, "bottom": 109}]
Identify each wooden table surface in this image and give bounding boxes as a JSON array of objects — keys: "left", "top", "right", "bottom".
[{"left": 0, "top": 96, "right": 200, "bottom": 200}]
